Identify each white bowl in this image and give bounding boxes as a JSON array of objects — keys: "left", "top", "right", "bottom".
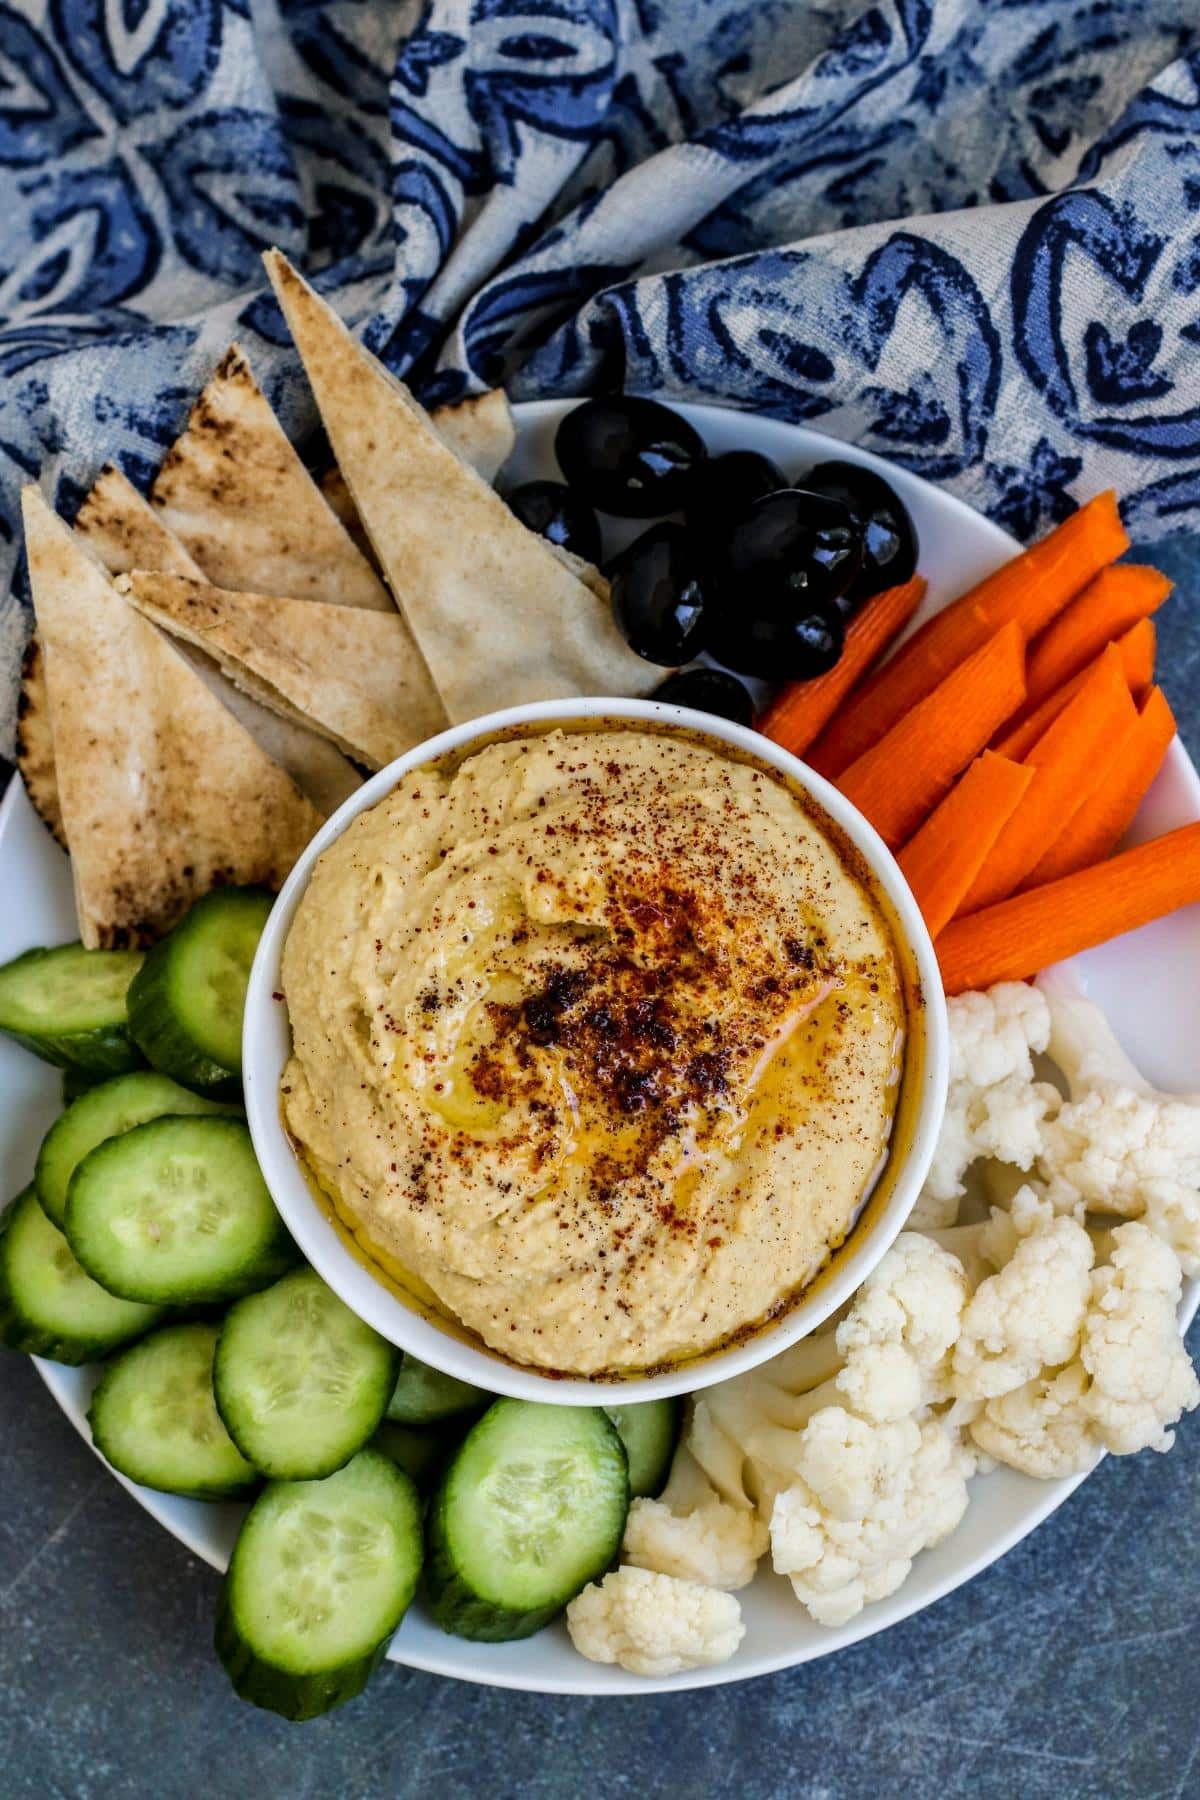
[{"left": 242, "top": 697, "right": 948, "bottom": 1403}]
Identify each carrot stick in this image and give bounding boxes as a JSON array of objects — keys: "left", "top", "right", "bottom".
[
  {"left": 759, "top": 576, "right": 925, "bottom": 757},
  {"left": 1023, "top": 564, "right": 1170, "bottom": 708},
  {"left": 1022, "top": 687, "right": 1176, "bottom": 887},
  {"left": 992, "top": 617, "right": 1155, "bottom": 762},
  {"left": 837, "top": 622, "right": 1026, "bottom": 848},
  {"left": 957, "top": 645, "right": 1136, "bottom": 915},
  {"left": 935, "top": 821, "right": 1200, "bottom": 995},
  {"left": 806, "top": 493, "right": 1128, "bottom": 777},
  {"left": 897, "top": 752, "right": 1034, "bottom": 938}
]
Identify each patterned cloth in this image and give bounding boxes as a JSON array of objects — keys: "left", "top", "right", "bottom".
[{"left": 2, "top": 0, "right": 1198, "bottom": 748}]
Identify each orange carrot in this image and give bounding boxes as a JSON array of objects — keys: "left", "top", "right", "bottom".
[
  {"left": 957, "top": 645, "right": 1136, "bottom": 914},
  {"left": 992, "top": 617, "right": 1156, "bottom": 762},
  {"left": 837, "top": 622, "right": 1026, "bottom": 848},
  {"left": 897, "top": 752, "right": 1034, "bottom": 938},
  {"left": 759, "top": 576, "right": 925, "bottom": 757},
  {"left": 806, "top": 493, "right": 1128, "bottom": 777},
  {"left": 1023, "top": 564, "right": 1170, "bottom": 708},
  {"left": 935, "top": 821, "right": 1200, "bottom": 995},
  {"left": 1022, "top": 687, "right": 1177, "bottom": 887}
]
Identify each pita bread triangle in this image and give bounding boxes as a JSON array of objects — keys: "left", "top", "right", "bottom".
[
  {"left": 74, "top": 463, "right": 207, "bottom": 579},
  {"left": 148, "top": 342, "right": 396, "bottom": 612},
  {"left": 120, "top": 571, "right": 449, "bottom": 772},
  {"left": 19, "top": 465, "right": 360, "bottom": 834},
  {"left": 428, "top": 388, "right": 515, "bottom": 485},
  {"left": 21, "top": 487, "right": 322, "bottom": 948},
  {"left": 262, "top": 251, "right": 660, "bottom": 722},
  {"left": 14, "top": 633, "right": 64, "bottom": 848}
]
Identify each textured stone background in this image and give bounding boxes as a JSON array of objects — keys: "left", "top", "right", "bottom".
[{"left": 2, "top": 533, "right": 1198, "bottom": 1799}]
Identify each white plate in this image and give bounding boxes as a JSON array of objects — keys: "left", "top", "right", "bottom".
[{"left": 6, "top": 401, "right": 1198, "bottom": 1696}]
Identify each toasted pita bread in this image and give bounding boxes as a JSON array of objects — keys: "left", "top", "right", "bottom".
[
  {"left": 148, "top": 343, "right": 395, "bottom": 612},
  {"left": 22, "top": 488, "right": 322, "bottom": 947},
  {"left": 429, "top": 389, "right": 515, "bottom": 485},
  {"left": 22, "top": 464, "right": 360, "bottom": 829},
  {"left": 15, "top": 635, "right": 64, "bottom": 848},
  {"left": 120, "top": 572, "right": 448, "bottom": 772},
  {"left": 263, "top": 251, "right": 659, "bottom": 721},
  {"left": 74, "top": 464, "right": 207, "bottom": 578},
  {"left": 17, "top": 469, "right": 204, "bottom": 845}
]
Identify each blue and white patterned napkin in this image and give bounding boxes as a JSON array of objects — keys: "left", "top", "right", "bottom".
[{"left": 1, "top": 0, "right": 1197, "bottom": 748}]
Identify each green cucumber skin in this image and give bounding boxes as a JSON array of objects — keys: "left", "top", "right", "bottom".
[
  {"left": 127, "top": 887, "right": 273, "bottom": 1097},
  {"left": 370, "top": 1420, "right": 466, "bottom": 1494},
  {"left": 214, "top": 1600, "right": 389, "bottom": 1722},
  {"left": 86, "top": 1323, "right": 260, "bottom": 1501},
  {"left": 0, "top": 947, "right": 145, "bottom": 1074},
  {"left": 605, "top": 1398, "right": 684, "bottom": 1499},
  {"left": 35, "top": 1070, "right": 239, "bottom": 1228},
  {"left": 65, "top": 1117, "right": 297, "bottom": 1307},
  {"left": 385, "top": 1354, "right": 492, "bottom": 1426},
  {"left": 0, "top": 1191, "right": 164, "bottom": 1365},
  {"left": 422, "top": 1402, "right": 629, "bottom": 1643},
  {"left": 127, "top": 936, "right": 239, "bottom": 1097},
  {"left": 424, "top": 1485, "right": 560, "bottom": 1642},
  {"left": 213, "top": 1268, "right": 400, "bottom": 1481},
  {"left": 215, "top": 1451, "right": 422, "bottom": 1720}
]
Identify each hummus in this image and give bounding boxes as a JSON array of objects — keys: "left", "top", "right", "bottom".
[{"left": 281, "top": 726, "right": 905, "bottom": 1375}]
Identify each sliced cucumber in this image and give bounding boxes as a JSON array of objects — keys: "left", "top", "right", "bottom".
[
  {"left": 62, "top": 1066, "right": 106, "bottom": 1105},
  {"left": 214, "top": 1267, "right": 399, "bottom": 1479},
  {"left": 371, "top": 1419, "right": 466, "bottom": 1493},
  {"left": 35, "top": 1070, "right": 239, "bottom": 1227},
  {"left": 425, "top": 1400, "right": 629, "bottom": 1641},
  {"left": 0, "top": 944, "right": 144, "bottom": 1074},
  {"left": 127, "top": 887, "right": 273, "bottom": 1096},
  {"left": 0, "top": 1188, "right": 164, "bottom": 1364},
  {"left": 215, "top": 1449, "right": 422, "bottom": 1719},
  {"left": 604, "top": 1398, "right": 683, "bottom": 1499},
  {"left": 65, "top": 1115, "right": 295, "bottom": 1305},
  {"left": 385, "top": 1353, "right": 491, "bottom": 1426},
  {"left": 88, "top": 1321, "right": 259, "bottom": 1498}
]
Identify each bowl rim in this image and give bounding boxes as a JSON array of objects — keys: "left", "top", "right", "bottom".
[{"left": 242, "top": 696, "right": 949, "bottom": 1403}]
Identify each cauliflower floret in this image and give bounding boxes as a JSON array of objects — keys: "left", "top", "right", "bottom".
[
  {"left": 621, "top": 1445, "right": 768, "bottom": 1591},
  {"left": 835, "top": 1231, "right": 970, "bottom": 1399},
  {"left": 952, "top": 1186, "right": 1094, "bottom": 1402},
  {"left": 566, "top": 1567, "right": 744, "bottom": 1677},
  {"left": 970, "top": 1363, "right": 1098, "bottom": 1478},
  {"left": 770, "top": 1417, "right": 972, "bottom": 1627},
  {"left": 1080, "top": 1222, "right": 1200, "bottom": 1454},
  {"left": 1038, "top": 987, "right": 1200, "bottom": 1276},
  {"left": 915, "top": 983, "right": 1058, "bottom": 1228},
  {"left": 970, "top": 1222, "right": 1199, "bottom": 1474}
]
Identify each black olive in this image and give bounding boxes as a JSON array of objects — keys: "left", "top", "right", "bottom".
[
  {"left": 505, "top": 479, "right": 602, "bottom": 565},
  {"left": 609, "top": 523, "right": 709, "bottom": 665},
  {"left": 555, "top": 396, "right": 706, "bottom": 517},
  {"left": 652, "top": 668, "right": 755, "bottom": 727},
  {"left": 803, "top": 460, "right": 918, "bottom": 606},
  {"left": 705, "top": 489, "right": 860, "bottom": 679},
  {"left": 685, "top": 451, "right": 787, "bottom": 540}
]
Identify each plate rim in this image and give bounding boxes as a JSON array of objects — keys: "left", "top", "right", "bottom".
[{"left": 12, "top": 396, "right": 1198, "bottom": 1696}]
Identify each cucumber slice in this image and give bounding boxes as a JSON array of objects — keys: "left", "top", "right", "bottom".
[
  {"left": 214, "top": 1267, "right": 399, "bottom": 1479},
  {"left": 0, "top": 1188, "right": 164, "bottom": 1364},
  {"left": 371, "top": 1420, "right": 465, "bottom": 1493},
  {"left": 425, "top": 1400, "right": 629, "bottom": 1641},
  {"left": 604, "top": 1398, "right": 683, "bottom": 1498},
  {"left": 88, "top": 1321, "right": 259, "bottom": 1498},
  {"left": 65, "top": 1115, "right": 295, "bottom": 1305},
  {"left": 0, "top": 944, "right": 145, "bottom": 1074},
  {"left": 127, "top": 887, "right": 273, "bottom": 1096},
  {"left": 36, "top": 1070, "right": 239, "bottom": 1227},
  {"left": 62, "top": 1066, "right": 106, "bottom": 1105},
  {"left": 385, "top": 1353, "right": 491, "bottom": 1425},
  {"left": 215, "top": 1449, "right": 422, "bottom": 1719}
]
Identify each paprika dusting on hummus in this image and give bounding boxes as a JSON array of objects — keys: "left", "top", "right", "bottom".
[{"left": 280, "top": 726, "right": 905, "bottom": 1375}]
